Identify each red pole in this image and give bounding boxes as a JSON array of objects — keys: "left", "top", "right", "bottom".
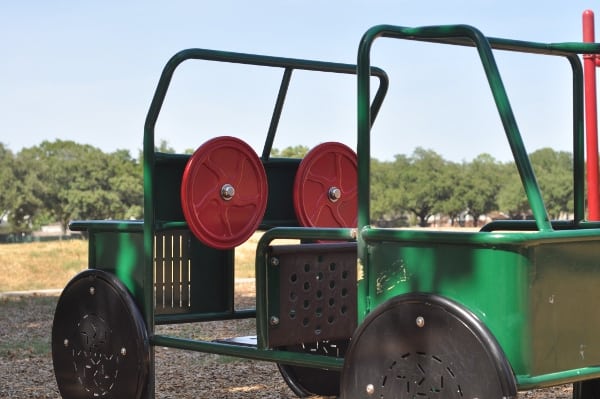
[{"left": 583, "top": 10, "right": 600, "bottom": 220}]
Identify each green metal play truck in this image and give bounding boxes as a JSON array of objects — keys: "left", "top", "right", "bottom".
[{"left": 52, "top": 23, "right": 600, "bottom": 398}]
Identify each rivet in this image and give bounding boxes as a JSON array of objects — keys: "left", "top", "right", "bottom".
[
  {"left": 89, "top": 286, "right": 95, "bottom": 296},
  {"left": 220, "top": 184, "right": 235, "bottom": 201},
  {"left": 269, "top": 316, "right": 280, "bottom": 326},
  {"left": 416, "top": 316, "right": 425, "bottom": 328},
  {"left": 270, "top": 257, "right": 280, "bottom": 267},
  {"left": 366, "top": 383, "right": 375, "bottom": 395},
  {"left": 120, "top": 347, "right": 127, "bottom": 356},
  {"left": 63, "top": 339, "right": 69, "bottom": 348},
  {"left": 328, "top": 187, "right": 341, "bottom": 202}
]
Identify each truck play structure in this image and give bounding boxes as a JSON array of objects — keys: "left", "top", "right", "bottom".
[{"left": 51, "top": 14, "right": 600, "bottom": 399}]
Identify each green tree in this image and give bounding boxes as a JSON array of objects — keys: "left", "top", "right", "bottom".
[
  {"left": 497, "top": 149, "right": 573, "bottom": 220},
  {"left": 270, "top": 145, "right": 309, "bottom": 158},
  {"left": 14, "top": 140, "right": 142, "bottom": 233},
  {"left": 437, "top": 161, "right": 465, "bottom": 226},
  {"left": 155, "top": 139, "right": 176, "bottom": 153},
  {"left": 529, "top": 148, "right": 573, "bottom": 219},
  {"left": 497, "top": 161, "right": 531, "bottom": 219},
  {"left": 0, "top": 144, "right": 16, "bottom": 223},
  {"left": 403, "top": 148, "right": 455, "bottom": 227},
  {"left": 459, "top": 154, "right": 504, "bottom": 227},
  {"left": 371, "top": 155, "right": 409, "bottom": 226},
  {"left": 10, "top": 147, "right": 47, "bottom": 232}
]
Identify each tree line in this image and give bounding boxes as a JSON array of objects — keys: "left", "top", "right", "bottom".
[
  {"left": 0, "top": 140, "right": 574, "bottom": 235},
  {"left": 371, "top": 147, "right": 573, "bottom": 227}
]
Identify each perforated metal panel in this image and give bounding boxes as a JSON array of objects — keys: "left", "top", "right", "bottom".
[{"left": 267, "top": 242, "right": 357, "bottom": 347}]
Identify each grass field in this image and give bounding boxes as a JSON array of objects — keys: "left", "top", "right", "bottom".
[
  {"left": 0, "top": 233, "right": 276, "bottom": 292},
  {"left": 0, "top": 239, "right": 88, "bottom": 292}
]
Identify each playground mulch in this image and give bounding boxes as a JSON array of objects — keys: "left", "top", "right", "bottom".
[{"left": 0, "top": 281, "right": 573, "bottom": 398}]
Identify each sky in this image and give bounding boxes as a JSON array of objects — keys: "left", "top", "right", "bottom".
[{"left": 1, "top": 1, "right": 599, "bottom": 163}]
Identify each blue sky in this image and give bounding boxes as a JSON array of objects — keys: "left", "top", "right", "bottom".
[{"left": 1, "top": 1, "right": 598, "bottom": 162}]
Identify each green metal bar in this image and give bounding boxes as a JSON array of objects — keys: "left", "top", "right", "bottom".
[
  {"left": 154, "top": 220, "right": 188, "bottom": 231},
  {"left": 479, "top": 219, "right": 577, "bottom": 232},
  {"left": 144, "top": 48, "right": 389, "bottom": 142},
  {"left": 155, "top": 309, "right": 256, "bottom": 325},
  {"left": 69, "top": 220, "right": 144, "bottom": 233},
  {"left": 567, "top": 53, "right": 586, "bottom": 223},
  {"left": 357, "top": 24, "right": 557, "bottom": 238},
  {"left": 262, "top": 67, "right": 293, "bottom": 160},
  {"left": 361, "top": 225, "right": 600, "bottom": 247},
  {"left": 516, "top": 367, "right": 600, "bottom": 390},
  {"left": 151, "top": 334, "right": 344, "bottom": 370},
  {"left": 409, "top": 34, "right": 600, "bottom": 56},
  {"left": 255, "top": 227, "right": 356, "bottom": 349}
]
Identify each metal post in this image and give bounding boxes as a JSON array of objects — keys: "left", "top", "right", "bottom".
[{"left": 583, "top": 10, "right": 600, "bottom": 220}]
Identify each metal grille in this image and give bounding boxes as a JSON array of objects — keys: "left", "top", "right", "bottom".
[
  {"left": 268, "top": 242, "right": 357, "bottom": 347},
  {"left": 154, "top": 231, "right": 192, "bottom": 314}
]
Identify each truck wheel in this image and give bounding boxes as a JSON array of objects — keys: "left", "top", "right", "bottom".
[
  {"left": 52, "top": 269, "right": 149, "bottom": 399},
  {"left": 340, "top": 293, "right": 517, "bottom": 399},
  {"left": 574, "top": 378, "right": 600, "bottom": 398},
  {"left": 278, "top": 340, "right": 348, "bottom": 397}
]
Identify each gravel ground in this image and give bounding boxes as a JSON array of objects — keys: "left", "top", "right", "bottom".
[{"left": 0, "top": 282, "right": 574, "bottom": 398}]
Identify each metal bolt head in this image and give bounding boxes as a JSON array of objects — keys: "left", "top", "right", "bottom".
[
  {"left": 89, "top": 286, "right": 95, "bottom": 296},
  {"left": 63, "top": 338, "right": 69, "bottom": 348},
  {"left": 416, "top": 316, "right": 425, "bottom": 328},
  {"left": 328, "top": 187, "right": 342, "bottom": 202},
  {"left": 270, "top": 257, "right": 280, "bottom": 267},
  {"left": 269, "top": 316, "right": 280, "bottom": 326},
  {"left": 221, "top": 184, "right": 235, "bottom": 201},
  {"left": 366, "top": 383, "right": 375, "bottom": 395},
  {"left": 120, "top": 347, "right": 127, "bottom": 356}
]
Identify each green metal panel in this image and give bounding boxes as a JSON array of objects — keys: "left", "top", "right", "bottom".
[
  {"left": 89, "top": 230, "right": 146, "bottom": 309},
  {"left": 154, "top": 153, "right": 188, "bottom": 222},
  {"left": 360, "top": 227, "right": 600, "bottom": 388},
  {"left": 76, "top": 222, "right": 235, "bottom": 322},
  {"left": 529, "top": 241, "right": 600, "bottom": 375},
  {"left": 362, "top": 231, "right": 531, "bottom": 376},
  {"left": 261, "top": 158, "right": 301, "bottom": 228}
]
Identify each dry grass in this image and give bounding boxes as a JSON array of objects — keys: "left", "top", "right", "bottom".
[
  {"left": 0, "top": 239, "right": 88, "bottom": 292},
  {"left": 0, "top": 232, "right": 298, "bottom": 293},
  {"left": 234, "top": 232, "right": 299, "bottom": 278}
]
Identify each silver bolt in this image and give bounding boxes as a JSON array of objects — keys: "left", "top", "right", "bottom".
[
  {"left": 221, "top": 184, "right": 235, "bottom": 201},
  {"left": 63, "top": 339, "right": 69, "bottom": 348},
  {"left": 120, "top": 347, "right": 127, "bottom": 356},
  {"left": 416, "top": 316, "right": 425, "bottom": 328},
  {"left": 269, "top": 316, "right": 280, "bottom": 326},
  {"left": 328, "top": 187, "right": 341, "bottom": 202},
  {"left": 270, "top": 257, "right": 280, "bottom": 267},
  {"left": 366, "top": 383, "right": 375, "bottom": 395},
  {"left": 89, "top": 286, "right": 95, "bottom": 296}
]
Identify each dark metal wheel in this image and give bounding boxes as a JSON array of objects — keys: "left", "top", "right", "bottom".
[
  {"left": 574, "top": 378, "right": 600, "bottom": 398},
  {"left": 52, "top": 269, "right": 149, "bottom": 399},
  {"left": 340, "top": 293, "right": 517, "bottom": 399},
  {"left": 278, "top": 340, "right": 348, "bottom": 397}
]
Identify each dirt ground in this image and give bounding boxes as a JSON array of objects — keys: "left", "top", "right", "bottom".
[{"left": 0, "top": 282, "right": 575, "bottom": 398}]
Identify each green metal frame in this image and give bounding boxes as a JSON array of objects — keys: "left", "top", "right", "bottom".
[
  {"left": 67, "top": 23, "right": 600, "bottom": 397},
  {"left": 355, "top": 24, "right": 600, "bottom": 390},
  {"left": 139, "top": 50, "right": 388, "bottom": 396}
]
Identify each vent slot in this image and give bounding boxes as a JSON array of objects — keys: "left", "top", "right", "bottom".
[{"left": 154, "top": 230, "right": 192, "bottom": 314}]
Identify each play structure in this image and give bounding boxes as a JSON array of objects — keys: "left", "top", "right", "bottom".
[{"left": 52, "top": 13, "right": 600, "bottom": 399}]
